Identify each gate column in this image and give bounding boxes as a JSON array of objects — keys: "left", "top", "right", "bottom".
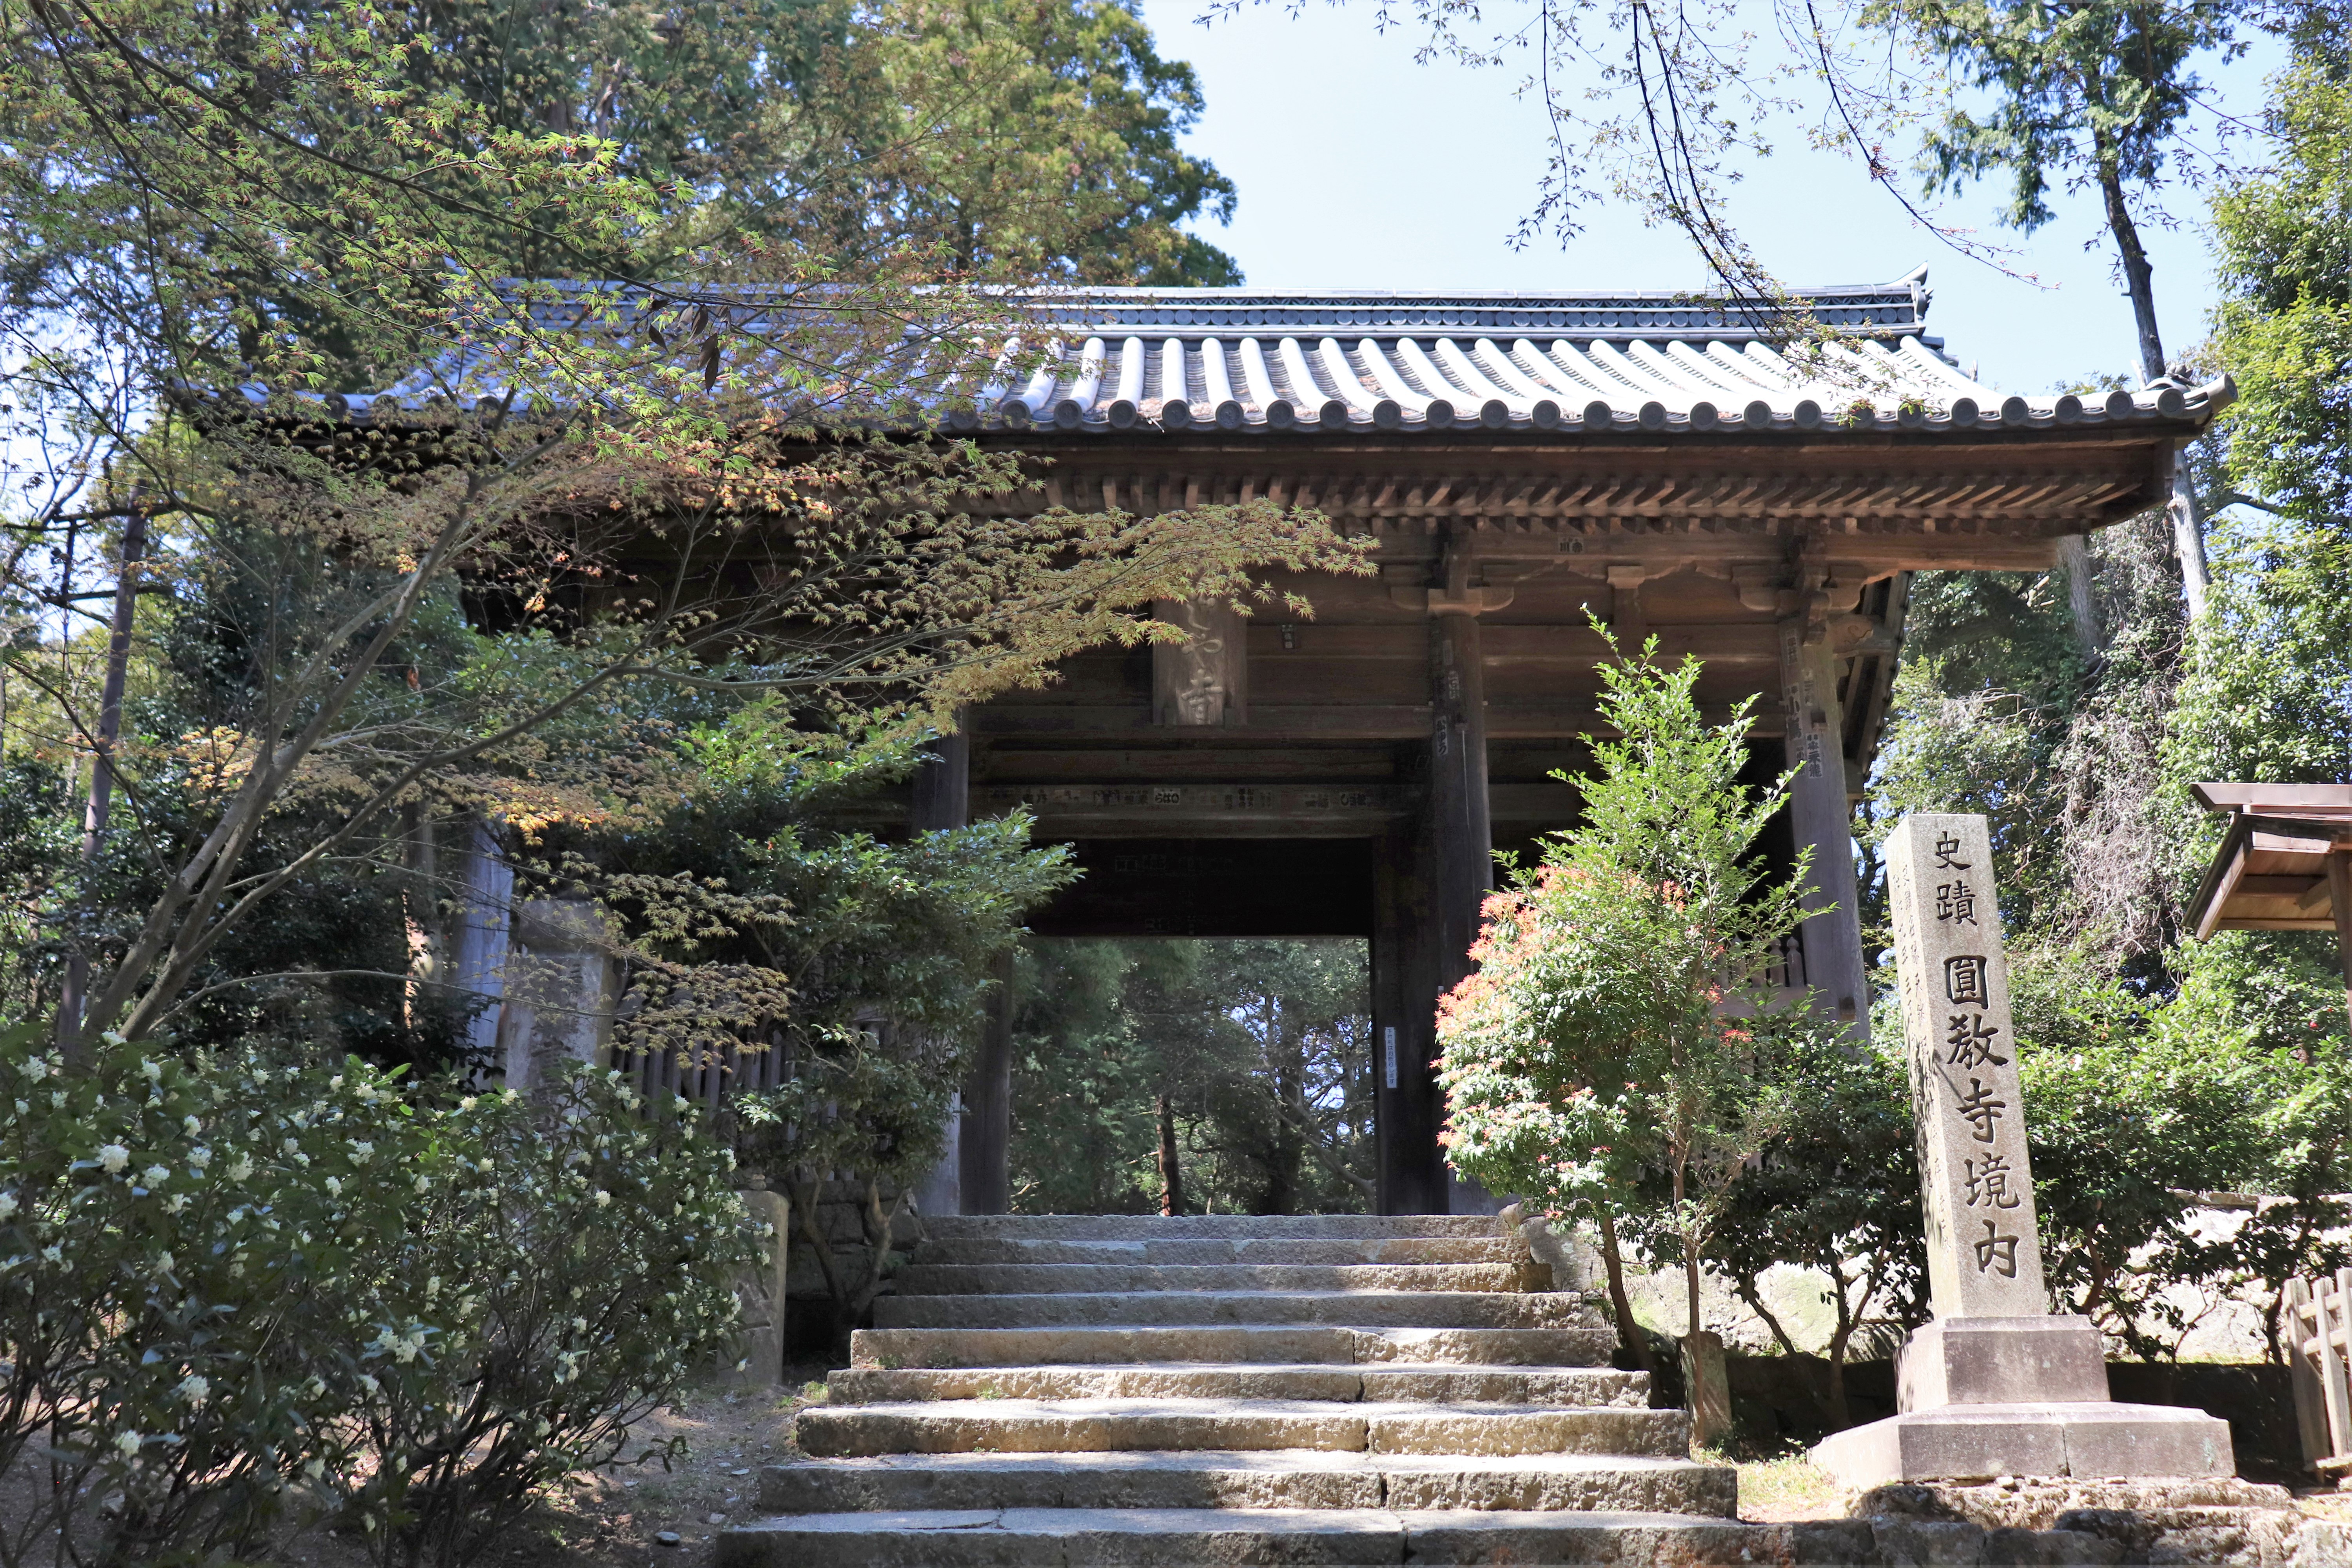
[{"left": 1376, "top": 560, "right": 1505, "bottom": 1214}]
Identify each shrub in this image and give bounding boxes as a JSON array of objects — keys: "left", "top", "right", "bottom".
[
  {"left": 336, "top": 1065, "right": 762, "bottom": 1568},
  {"left": 0, "top": 1029, "right": 437, "bottom": 1567},
  {"left": 0, "top": 1036, "right": 762, "bottom": 1568}
]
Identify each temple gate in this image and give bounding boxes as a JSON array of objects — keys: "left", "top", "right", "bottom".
[{"left": 907, "top": 277, "right": 2229, "bottom": 1216}]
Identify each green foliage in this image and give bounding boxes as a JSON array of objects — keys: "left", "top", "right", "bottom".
[
  {"left": 1008, "top": 939, "right": 1375, "bottom": 1216},
  {"left": 1702, "top": 1034, "right": 1924, "bottom": 1422},
  {"left": 1887, "top": 0, "right": 2245, "bottom": 239},
  {"left": 0, "top": 1032, "right": 433, "bottom": 1566},
  {"left": 0, "top": 1034, "right": 759, "bottom": 1568},
  {"left": 334, "top": 1066, "right": 759, "bottom": 1568},
  {"left": 2211, "top": 60, "right": 2352, "bottom": 526},
  {"left": 1438, "top": 635, "right": 1828, "bottom": 1337}
]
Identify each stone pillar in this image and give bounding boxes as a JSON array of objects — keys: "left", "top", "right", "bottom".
[
  {"left": 1777, "top": 618, "right": 1870, "bottom": 1035},
  {"left": 725, "top": 1181, "right": 790, "bottom": 1389},
  {"left": 494, "top": 897, "right": 622, "bottom": 1094},
  {"left": 909, "top": 723, "right": 971, "bottom": 1218},
  {"left": 1814, "top": 813, "right": 2234, "bottom": 1488},
  {"left": 448, "top": 820, "right": 516, "bottom": 1071}
]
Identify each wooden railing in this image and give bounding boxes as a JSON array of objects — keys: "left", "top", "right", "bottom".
[{"left": 2288, "top": 1272, "right": 2352, "bottom": 1472}]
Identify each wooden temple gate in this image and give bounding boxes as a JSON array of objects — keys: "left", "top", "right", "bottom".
[{"left": 908, "top": 279, "right": 2227, "bottom": 1216}]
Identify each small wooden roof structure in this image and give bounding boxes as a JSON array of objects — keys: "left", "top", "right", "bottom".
[
  {"left": 2188, "top": 784, "right": 2352, "bottom": 936},
  {"left": 2188, "top": 783, "right": 2352, "bottom": 1029}
]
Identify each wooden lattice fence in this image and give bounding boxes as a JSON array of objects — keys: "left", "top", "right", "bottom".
[{"left": 2288, "top": 1271, "right": 2352, "bottom": 1473}]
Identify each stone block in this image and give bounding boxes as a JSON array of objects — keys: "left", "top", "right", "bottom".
[
  {"left": 1813, "top": 1402, "right": 2236, "bottom": 1490},
  {"left": 1898, "top": 1316, "right": 2110, "bottom": 1410}
]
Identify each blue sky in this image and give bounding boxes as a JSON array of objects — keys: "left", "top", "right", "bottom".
[{"left": 1136, "top": 0, "right": 2283, "bottom": 397}]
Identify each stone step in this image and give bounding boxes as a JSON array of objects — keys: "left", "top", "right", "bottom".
[
  {"left": 893, "top": 1263, "right": 1525, "bottom": 1296},
  {"left": 871, "top": 1291, "right": 1597, "bottom": 1331},
  {"left": 827, "top": 1364, "right": 1647, "bottom": 1407},
  {"left": 920, "top": 1215, "right": 1512, "bottom": 1241},
  {"left": 911, "top": 1237, "right": 1526, "bottom": 1267},
  {"left": 792, "top": 1399, "right": 1689, "bottom": 1459},
  {"left": 758, "top": 1450, "right": 1734, "bottom": 1516},
  {"left": 719, "top": 1507, "right": 1775, "bottom": 1566},
  {"left": 852, "top": 1326, "right": 1617, "bottom": 1370}
]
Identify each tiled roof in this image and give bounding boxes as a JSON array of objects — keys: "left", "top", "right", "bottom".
[{"left": 265, "top": 274, "right": 2233, "bottom": 437}]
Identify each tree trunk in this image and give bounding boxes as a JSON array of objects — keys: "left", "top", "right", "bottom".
[
  {"left": 1156, "top": 1093, "right": 1185, "bottom": 1216},
  {"left": 1597, "top": 1209, "right": 1653, "bottom": 1374},
  {"left": 57, "top": 499, "right": 150, "bottom": 1063},
  {"left": 2096, "top": 154, "right": 2211, "bottom": 620},
  {"left": 2057, "top": 535, "right": 2102, "bottom": 655}
]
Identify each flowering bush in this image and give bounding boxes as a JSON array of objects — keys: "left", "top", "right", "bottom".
[
  {"left": 0, "top": 1028, "right": 439, "bottom": 1566},
  {"left": 335, "top": 1065, "right": 762, "bottom": 1568},
  {"left": 0, "top": 1036, "right": 762, "bottom": 1568}
]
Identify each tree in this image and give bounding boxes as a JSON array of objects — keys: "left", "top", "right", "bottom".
[
  {"left": 0, "top": 0, "right": 1359, "bottom": 1065},
  {"left": 1007, "top": 938, "right": 1377, "bottom": 1216},
  {"left": 2209, "top": 57, "right": 2352, "bottom": 530},
  {"left": 1873, "top": 0, "right": 2252, "bottom": 618},
  {"left": 1437, "top": 635, "right": 1822, "bottom": 1373},
  {"left": 1704, "top": 1032, "right": 1925, "bottom": 1428}
]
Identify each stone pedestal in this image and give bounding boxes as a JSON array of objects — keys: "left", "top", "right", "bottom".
[
  {"left": 1814, "top": 1399, "right": 2237, "bottom": 1488},
  {"left": 1899, "top": 1316, "right": 2109, "bottom": 1409},
  {"left": 1818, "top": 1314, "right": 2235, "bottom": 1487},
  {"left": 1811, "top": 815, "right": 2238, "bottom": 1490}
]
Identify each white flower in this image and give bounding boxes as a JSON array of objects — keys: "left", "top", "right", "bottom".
[
  {"left": 22, "top": 1058, "right": 47, "bottom": 1082},
  {"left": 358, "top": 1373, "right": 380, "bottom": 1395},
  {"left": 164, "top": 1194, "right": 188, "bottom": 1214},
  {"left": 476, "top": 1158, "right": 493, "bottom": 1173},
  {"left": 143, "top": 1165, "right": 169, "bottom": 1187},
  {"left": 592, "top": 1189, "right": 611, "bottom": 1209},
  {"left": 413, "top": 1175, "right": 429, "bottom": 1194},
  {"left": 328, "top": 1076, "right": 343, "bottom": 1091},
  {"left": 50, "top": 1092, "right": 65, "bottom": 1109},
  {"left": 572, "top": 1316, "right": 588, "bottom": 1333},
  {"left": 114, "top": 1430, "right": 141, "bottom": 1458},
  {"left": 175, "top": 1374, "right": 209, "bottom": 1408},
  {"left": 458, "top": 1096, "right": 477, "bottom": 1112},
  {"left": 355, "top": 1083, "right": 378, "bottom": 1104},
  {"left": 139, "top": 1059, "right": 162, "bottom": 1083},
  {"left": 101, "top": 1029, "right": 126, "bottom": 1046},
  {"left": 41, "top": 1245, "right": 61, "bottom": 1263},
  {"left": 325, "top": 1177, "right": 342, "bottom": 1197},
  {"left": 281, "top": 1138, "right": 298, "bottom": 1156},
  {"left": 98, "top": 1144, "right": 129, "bottom": 1174},
  {"left": 226, "top": 1156, "right": 252, "bottom": 1182},
  {"left": 424, "top": 1275, "right": 442, "bottom": 1300},
  {"left": 348, "top": 1141, "right": 372, "bottom": 1165},
  {"left": 0, "top": 1193, "right": 16, "bottom": 1221},
  {"left": 187, "top": 1145, "right": 211, "bottom": 1169},
  {"left": 183, "top": 1115, "right": 201, "bottom": 1136}
]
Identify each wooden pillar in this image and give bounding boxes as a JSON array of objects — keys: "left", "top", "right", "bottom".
[
  {"left": 1430, "top": 607, "right": 1501, "bottom": 1212},
  {"left": 2330, "top": 850, "right": 2352, "bottom": 1038},
  {"left": 1372, "top": 824, "right": 1445, "bottom": 1215},
  {"left": 1778, "top": 620, "right": 1871, "bottom": 1035},
  {"left": 959, "top": 946, "right": 1015, "bottom": 1214},
  {"left": 909, "top": 723, "right": 974, "bottom": 1217},
  {"left": 911, "top": 726, "right": 969, "bottom": 828}
]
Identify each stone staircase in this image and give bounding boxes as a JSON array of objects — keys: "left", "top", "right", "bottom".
[{"left": 720, "top": 1212, "right": 1749, "bottom": 1564}]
